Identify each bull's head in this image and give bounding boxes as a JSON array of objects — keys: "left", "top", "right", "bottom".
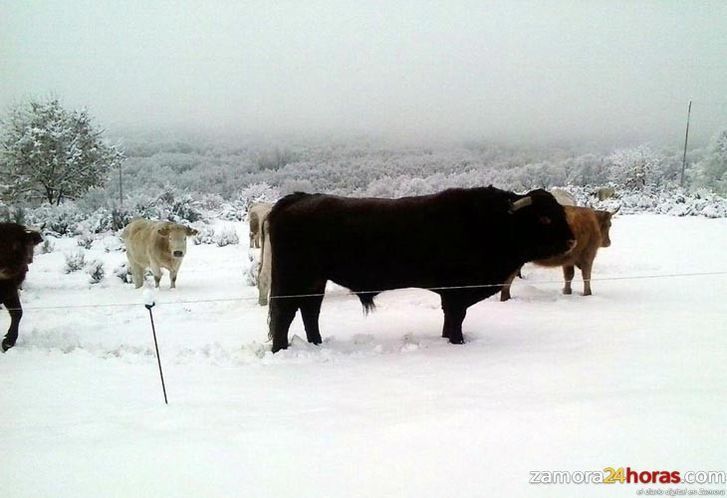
[
  {"left": 158, "top": 224, "right": 199, "bottom": 259},
  {"left": 510, "top": 189, "right": 576, "bottom": 261}
]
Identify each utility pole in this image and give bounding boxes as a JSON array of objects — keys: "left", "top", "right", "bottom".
[
  {"left": 680, "top": 100, "right": 692, "bottom": 187},
  {"left": 119, "top": 164, "right": 123, "bottom": 210}
]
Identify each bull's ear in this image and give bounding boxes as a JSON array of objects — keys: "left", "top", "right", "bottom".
[
  {"left": 185, "top": 227, "right": 199, "bottom": 236},
  {"left": 158, "top": 226, "right": 171, "bottom": 236},
  {"left": 509, "top": 196, "right": 533, "bottom": 213}
]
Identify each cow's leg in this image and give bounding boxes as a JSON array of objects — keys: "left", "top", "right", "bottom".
[
  {"left": 300, "top": 291, "right": 325, "bottom": 345},
  {"left": 500, "top": 269, "right": 519, "bottom": 301},
  {"left": 562, "top": 265, "right": 575, "bottom": 295},
  {"left": 269, "top": 298, "right": 298, "bottom": 353},
  {"left": 441, "top": 296, "right": 467, "bottom": 344},
  {"left": 2, "top": 289, "right": 22, "bottom": 352},
  {"left": 169, "top": 268, "right": 178, "bottom": 289},
  {"left": 257, "top": 219, "right": 272, "bottom": 306},
  {"left": 150, "top": 262, "right": 163, "bottom": 288},
  {"left": 581, "top": 261, "right": 593, "bottom": 296},
  {"left": 130, "top": 263, "right": 145, "bottom": 289}
]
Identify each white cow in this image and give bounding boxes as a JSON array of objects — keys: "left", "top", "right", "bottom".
[
  {"left": 248, "top": 202, "right": 273, "bottom": 249},
  {"left": 121, "top": 219, "right": 198, "bottom": 289},
  {"left": 257, "top": 217, "right": 272, "bottom": 305}
]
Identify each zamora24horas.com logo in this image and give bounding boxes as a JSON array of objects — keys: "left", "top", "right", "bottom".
[{"left": 529, "top": 467, "right": 727, "bottom": 486}]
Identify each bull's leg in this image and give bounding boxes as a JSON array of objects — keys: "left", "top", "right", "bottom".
[
  {"left": 581, "top": 261, "right": 593, "bottom": 296},
  {"left": 2, "top": 290, "right": 22, "bottom": 352},
  {"left": 500, "top": 270, "right": 519, "bottom": 301},
  {"left": 562, "top": 265, "right": 575, "bottom": 295},
  {"left": 300, "top": 294, "right": 324, "bottom": 345},
  {"left": 269, "top": 298, "right": 298, "bottom": 353},
  {"left": 441, "top": 297, "right": 467, "bottom": 344}
]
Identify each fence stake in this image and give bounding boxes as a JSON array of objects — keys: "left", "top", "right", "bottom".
[{"left": 145, "top": 300, "right": 168, "bottom": 405}]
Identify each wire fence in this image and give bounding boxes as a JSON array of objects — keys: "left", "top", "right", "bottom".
[{"left": 4, "top": 270, "right": 726, "bottom": 312}]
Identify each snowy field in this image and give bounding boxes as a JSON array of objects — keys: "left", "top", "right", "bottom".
[{"left": 1, "top": 214, "right": 726, "bottom": 497}]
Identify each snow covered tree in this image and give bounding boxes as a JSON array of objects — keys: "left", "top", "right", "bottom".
[
  {"left": 693, "top": 130, "right": 727, "bottom": 194},
  {"left": 0, "top": 98, "right": 125, "bottom": 205},
  {"left": 607, "top": 145, "right": 663, "bottom": 189}
]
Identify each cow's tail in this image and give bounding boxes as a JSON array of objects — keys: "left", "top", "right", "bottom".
[{"left": 356, "top": 292, "right": 377, "bottom": 315}]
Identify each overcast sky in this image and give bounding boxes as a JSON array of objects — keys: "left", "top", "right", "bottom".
[{"left": 2, "top": 0, "right": 726, "bottom": 145}]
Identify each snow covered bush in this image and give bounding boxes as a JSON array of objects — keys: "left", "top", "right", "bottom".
[
  {"left": 86, "top": 259, "right": 105, "bottom": 284},
  {"left": 76, "top": 233, "right": 94, "bottom": 249},
  {"left": 40, "top": 239, "right": 55, "bottom": 254},
  {"left": 193, "top": 225, "right": 215, "bottom": 245},
  {"left": 64, "top": 251, "right": 86, "bottom": 273},
  {"left": 214, "top": 227, "right": 239, "bottom": 247},
  {"left": 113, "top": 263, "right": 133, "bottom": 284}
]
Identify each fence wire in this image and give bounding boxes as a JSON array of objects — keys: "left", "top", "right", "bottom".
[{"left": 3, "top": 270, "right": 726, "bottom": 312}]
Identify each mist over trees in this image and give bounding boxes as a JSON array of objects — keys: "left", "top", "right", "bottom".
[
  {"left": 0, "top": 97, "right": 725, "bottom": 230},
  {"left": 104, "top": 130, "right": 726, "bottom": 204}
]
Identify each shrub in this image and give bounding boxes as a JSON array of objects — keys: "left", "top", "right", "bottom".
[
  {"left": 214, "top": 227, "right": 240, "bottom": 247},
  {"left": 40, "top": 239, "right": 55, "bottom": 254},
  {"left": 64, "top": 251, "right": 86, "bottom": 273},
  {"left": 77, "top": 233, "right": 94, "bottom": 249},
  {"left": 86, "top": 259, "right": 105, "bottom": 284}
]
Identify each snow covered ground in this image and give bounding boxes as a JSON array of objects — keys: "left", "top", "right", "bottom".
[{"left": 1, "top": 215, "right": 726, "bottom": 497}]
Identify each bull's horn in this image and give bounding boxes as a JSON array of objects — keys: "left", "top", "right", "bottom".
[
  {"left": 510, "top": 196, "right": 533, "bottom": 212},
  {"left": 612, "top": 205, "right": 621, "bottom": 214}
]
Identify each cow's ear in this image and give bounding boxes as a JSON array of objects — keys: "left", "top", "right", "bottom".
[
  {"left": 25, "top": 230, "right": 43, "bottom": 245},
  {"left": 185, "top": 227, "right": 199, "bottom": 236},
  {"left": 158, "top": 227, "right": 171, "bottom": 236}
]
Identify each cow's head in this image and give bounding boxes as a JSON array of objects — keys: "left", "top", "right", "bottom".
[
  {"left": 24, "top": 228, "right": 43, "bottom": 264},
  {"left": 157, "top": 223, "right": 198, "bottom": 259},
  {"left": 595, "top": 210, "right": 615, "bottom": 247},
  {"left": 510, "top": 189, "right": 576, "bottom": 261}
]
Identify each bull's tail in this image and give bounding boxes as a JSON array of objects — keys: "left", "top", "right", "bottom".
[{"left": 356, "top": 292, "right": 377, "bottom": 315}]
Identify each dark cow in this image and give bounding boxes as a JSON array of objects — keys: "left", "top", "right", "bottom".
[
  {"left": 1, "top": 223, "right": 43, "bottom": 352},
  {"left": 267, "top": 187, "right": 575, "bottom": 352}
]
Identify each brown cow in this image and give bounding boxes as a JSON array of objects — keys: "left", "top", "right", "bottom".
[
  {"left": 248, "top": 202, "right": 273, "bottom": 249},
  {"left": 501, "top": 206, "right": 614, "bottom": 300},
  {"left": 121, "top": 219, "right": 198, "bottom": 289},
  {"left": 1, "top": 223, "right": 43, "bottom": 352}
]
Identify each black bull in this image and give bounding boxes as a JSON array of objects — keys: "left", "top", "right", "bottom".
[{"left": 267, "top": 187, "right": 575, "bottom": 353}]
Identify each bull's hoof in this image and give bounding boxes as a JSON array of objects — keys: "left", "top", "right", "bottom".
[
  {"left": 563, "top": 288, "right": 572, "bottom": 295},
  {"left": 1, "top": 339, "right": 14, "bottom": 352},
  {"left": 271, "top": 342, "right": 289, "bottom": 353},
  {"left": 583, "top": 291, "right": 592, "bottom": 296},
  {"left": 448, "top": 337, "right": 465, "bottom": 345},
  {"left": 500, "top": 293, "right": 511, "bottom": 302}
]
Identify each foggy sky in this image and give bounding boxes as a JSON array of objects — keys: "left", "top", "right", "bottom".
[{"left": 2, "top": 0, "right": 726, "bottom": 145}]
